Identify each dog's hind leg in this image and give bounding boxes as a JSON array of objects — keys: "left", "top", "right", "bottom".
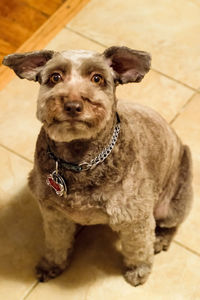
[
  {"left": 36, "top": 205, "right": 76, "bottom": 282},
  {"left": 154, "top": 226, "right": 177, "bottom": 254},
  {"left": 154, "top": 145, "right": 193, "bottom": 253}
]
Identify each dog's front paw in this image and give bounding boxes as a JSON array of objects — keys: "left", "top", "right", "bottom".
[
  {"left": 124, "top": 264, "right": 151, "bottom": 286},
  {"left": 36, "top": 258, "right": 65, "bottom": 282}
]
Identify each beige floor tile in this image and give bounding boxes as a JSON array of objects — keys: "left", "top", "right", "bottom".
[
  {"left": 0, "top": 146, "right": 32, "bottom": 204},
  {"left": 172, "top": 93, "right": 200, "bottom": 254},
  {"left": 46, "top": 28, "right": 104, "bottom": 52},
  {"left": 68, "top": 0, "right": 200, "bottom": 89},
  {"left": 116, "top": 70, "right": 193, "bottom": 122},
  {"left": 27, "top": 225, "right": 200, "bottom": 300},
  {"left": 0, "top": 79, "right": 40, "bottom": 161},
  {"left": 172, "top": 93, "right": 200, "bottom": 154},
  {"left": 0, "top": 146, "right": 43, "bottom": 300}
]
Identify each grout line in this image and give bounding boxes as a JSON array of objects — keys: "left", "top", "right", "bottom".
[
  {"left": 150, "top": 68, "right": 198, "bottom": 92},
  {"left": 174, "top": 240, "right": 200, "bottom": 258},
  {"left": 0, "top": 143, "right": 33, "bottom": 164},
  {"left": 170, "top": 91, "right": 197, "bottom": 124},
  {"left": 65, "top": 26, "right": 108, "bottom": 48},
  {"left": 66, "top": 26, "right": 199, "bottom": 92},
  {"left": 21, "top": 281, "right": 39, "bottom": 300}
]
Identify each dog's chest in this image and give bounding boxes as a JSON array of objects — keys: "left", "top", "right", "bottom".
[
  {"left": 50, "top": 190, "right": 109, "bottom": 225},
  {"left": 63, "top": 206, "right": 108, "bottom": 225}
]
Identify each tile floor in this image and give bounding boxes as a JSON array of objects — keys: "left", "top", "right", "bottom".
[{"left": 0, "top": 0, "right": 200, "bottom": 299}]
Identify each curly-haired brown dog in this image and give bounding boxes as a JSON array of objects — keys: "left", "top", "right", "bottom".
[{"left": 3, "top": 46, "right": 193, "bottom": 286}]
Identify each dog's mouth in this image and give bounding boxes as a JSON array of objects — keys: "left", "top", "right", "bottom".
[
  {"left": 53, "top": 118, "right": 92, "bottom": 128},
  {"left": 45, "top": 117, "right": 99, "bottom": 142}
]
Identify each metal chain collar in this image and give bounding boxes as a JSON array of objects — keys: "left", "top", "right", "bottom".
[
  {"left": 79, "top": 122, "right": 121, "bottom": 171},
  {"left": 47, "top": 120, "right": 121, "bottom": 173}
]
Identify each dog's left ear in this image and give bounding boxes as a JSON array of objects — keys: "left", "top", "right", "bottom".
[
  {"left": 103, "top": 46, "right": 151, "bottom": 84},
  {"left": 2, "top": 50, "right": 55, "bottom": 81}
]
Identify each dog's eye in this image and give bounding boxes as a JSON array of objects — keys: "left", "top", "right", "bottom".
[
  {"left": 50, "top": 73, "right": 62, "bottom": 84},
  {"left": 91, "top": 74, "right": 104, "bottom": 85}
]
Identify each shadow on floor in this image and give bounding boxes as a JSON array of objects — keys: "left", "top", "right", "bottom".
[
  {"left": 0, "top": 186, "right": 44, "bottom": 283},
  {"left": 0, "top": 186, "right": 123, "bottom": 288}
]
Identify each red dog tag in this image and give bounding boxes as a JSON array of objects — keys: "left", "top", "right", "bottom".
[{"left": 46, "top": 171, "right": 67, "bottom": 197}]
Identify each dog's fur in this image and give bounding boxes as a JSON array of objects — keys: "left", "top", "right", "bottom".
[{"left": 3, "top": 46, "right": 193, "bottom": 286}]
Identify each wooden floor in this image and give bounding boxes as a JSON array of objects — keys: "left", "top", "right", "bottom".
[{"left": 0, "top": 0, "right": 66, "bottom": 63}]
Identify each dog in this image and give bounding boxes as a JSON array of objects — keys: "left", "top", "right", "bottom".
[{"left": 3, "top": 46, "right": 193, "bottom": 286}]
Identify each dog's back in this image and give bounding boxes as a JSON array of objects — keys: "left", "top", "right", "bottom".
[{"left": 118, "top": 101, "right": 192, "bottom": 225}]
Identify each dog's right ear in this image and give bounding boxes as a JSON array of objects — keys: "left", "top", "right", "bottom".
[{"left": 2, "top": 50, "right": 55, "bottom": 81}]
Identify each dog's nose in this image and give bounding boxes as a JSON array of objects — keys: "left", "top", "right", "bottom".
[{"left": 64, "top": 101, "right": 83, "bottom": 116}]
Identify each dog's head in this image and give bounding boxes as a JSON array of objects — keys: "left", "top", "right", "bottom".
[{"left": 3, "top": 47, "right": 151, "bottom": 142}]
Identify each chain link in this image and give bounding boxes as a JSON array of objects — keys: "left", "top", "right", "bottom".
[{"left": 79, "top": 122, "right": 120, "bottom": 171}]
